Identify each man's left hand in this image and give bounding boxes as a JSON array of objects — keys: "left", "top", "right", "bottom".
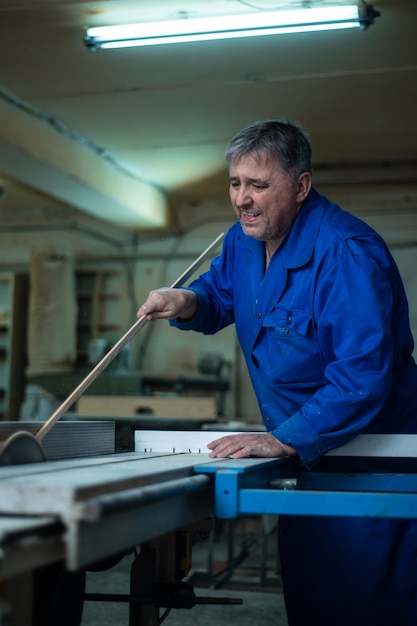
[{"left": 207, "top": 432, "right": 296, "bottom": 459}]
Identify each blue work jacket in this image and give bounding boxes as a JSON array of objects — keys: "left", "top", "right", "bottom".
[{"left": 172, "top": 188, "right": 417, "bottom": 468}]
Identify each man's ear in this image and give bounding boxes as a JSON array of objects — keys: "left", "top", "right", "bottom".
[{"left": 296, "top": 172, "right": 312, "bottom": 202}]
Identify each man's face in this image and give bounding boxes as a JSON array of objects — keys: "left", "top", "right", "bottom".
[{"left": 229, "top": 152, "right": 309, "bottom": 252}]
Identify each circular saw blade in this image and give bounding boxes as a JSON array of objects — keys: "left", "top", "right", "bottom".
[{"left": 0, "top": 430, "right": 46, "bottom": 466}]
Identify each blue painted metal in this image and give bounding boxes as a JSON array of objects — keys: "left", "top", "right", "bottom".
[
  {"left": 239, "top": 489, "right": 417, "bottom": 519},
  {"left": 194, "top": 457, "right": 417, "bottom": 520},
  {"left": 294, "top": 471, "right": 417, "bottom": 493},
  {"left": 195, "top": 458, "right": 285, "bottom": 518}
]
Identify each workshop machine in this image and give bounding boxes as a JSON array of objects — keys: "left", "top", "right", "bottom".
[
  {"left": 2, "top": 427, "right": 417, "bottom": 626},
  {"left": 0, "top": 234, "right": 230, "bottom": 626}
]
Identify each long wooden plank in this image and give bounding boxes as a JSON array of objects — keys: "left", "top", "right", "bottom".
[
  {"left": 76, "top": 395, "right": 216, "bottom": 418},
  {"left": 135, "top": 429, "right": 250, "bottom": 453},
  {"left": 35, "top": 233, "right": 224, "bottom": 442},
  {"left": 134, "top": 432, "right": 417, "bottom": 458}
]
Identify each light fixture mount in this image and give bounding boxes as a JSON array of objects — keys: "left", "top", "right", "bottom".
[{"left": 359, "top": 0, "right": 380, "bottom": 29}]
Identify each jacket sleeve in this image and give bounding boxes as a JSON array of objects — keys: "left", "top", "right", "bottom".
[{"left": 170, "top": 228, "right": 236, "bottom": 334}]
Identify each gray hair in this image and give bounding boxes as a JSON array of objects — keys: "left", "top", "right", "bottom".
[{"left": 225, "top": 119, "right": 312, "bottom": 181}]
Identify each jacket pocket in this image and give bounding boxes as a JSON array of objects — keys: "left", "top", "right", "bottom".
[{"left": 256, "top": 306, "right": 324, "bottom": 384}]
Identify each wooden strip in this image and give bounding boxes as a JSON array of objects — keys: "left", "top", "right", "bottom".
[
  {"left": 35, "top": 233, "right": 224, "bottom": 441},
  {"left": 326, "top": 434, "right": 417, "bottom": 458},
  {"left": 76, "top": 395, "right": 216, "bottom": 418},
  {"left": 134, "top": 429, "right": 245, "bottom": 453}
]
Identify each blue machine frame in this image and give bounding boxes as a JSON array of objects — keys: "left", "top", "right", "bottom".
[{"left": 194, "top": 456, "right": 417, "bottom": 520}]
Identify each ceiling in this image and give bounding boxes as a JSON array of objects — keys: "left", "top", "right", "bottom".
[{"left": 0, "top": 0, "right": 416, "bottom": 235}]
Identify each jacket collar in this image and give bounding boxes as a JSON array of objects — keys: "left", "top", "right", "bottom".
[
  {"left": 237, "top": 187, "right": 325, "bottom": 269},
  {"left": 283, "top": 187, "right": 325, "bottom": 268}
]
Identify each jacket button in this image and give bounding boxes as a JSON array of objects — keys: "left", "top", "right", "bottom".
[{"left": 256, "top": 312, "right": 262, "bottom": 318}]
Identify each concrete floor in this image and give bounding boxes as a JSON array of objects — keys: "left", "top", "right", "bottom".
[{"left": 81, "top": 518, "right": 289, "bottom": 626}]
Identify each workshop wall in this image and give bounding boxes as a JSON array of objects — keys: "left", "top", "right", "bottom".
[{"left": 0, "top": 190, "right": 417, "bottom": 423}]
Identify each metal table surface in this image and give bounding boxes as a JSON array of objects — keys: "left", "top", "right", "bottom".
[{"left": 0, "top": 451, "right": 217, "bottom": 571}]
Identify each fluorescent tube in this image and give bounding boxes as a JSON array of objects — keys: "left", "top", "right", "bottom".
[{"left": 83, "top": 4, "right": 380, "bottom": 50}]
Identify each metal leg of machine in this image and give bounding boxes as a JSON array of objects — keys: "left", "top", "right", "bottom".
[
  {"left": 128, "top": 531, "right": 244, "bottom": 626},
  {"left": 130, "top": 542, "right": 160, "bottom": 626}
]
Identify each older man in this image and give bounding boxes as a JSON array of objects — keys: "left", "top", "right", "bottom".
[{"left": 139, "top": 119, "right": 417, "bottom": 625}]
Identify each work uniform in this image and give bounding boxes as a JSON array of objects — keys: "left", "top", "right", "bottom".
[{"left": 172, "top": 187, "right": 417, "bottom": 625}]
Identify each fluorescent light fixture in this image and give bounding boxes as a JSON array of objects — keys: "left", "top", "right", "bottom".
[{"left": 83, "top": 3, "right": 380, "bottom": 51}]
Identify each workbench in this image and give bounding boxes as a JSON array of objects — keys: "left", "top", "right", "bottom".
[
  {"left": 0, "top": 452, "right": 215, "bottom": 571},
  {"left": 1, "top": 433, "right": 417, "bottom": 625}
]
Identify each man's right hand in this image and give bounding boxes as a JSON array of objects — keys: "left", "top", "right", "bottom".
[{"left": 137, "top": 288, "right": 198, "bottom": 322}]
